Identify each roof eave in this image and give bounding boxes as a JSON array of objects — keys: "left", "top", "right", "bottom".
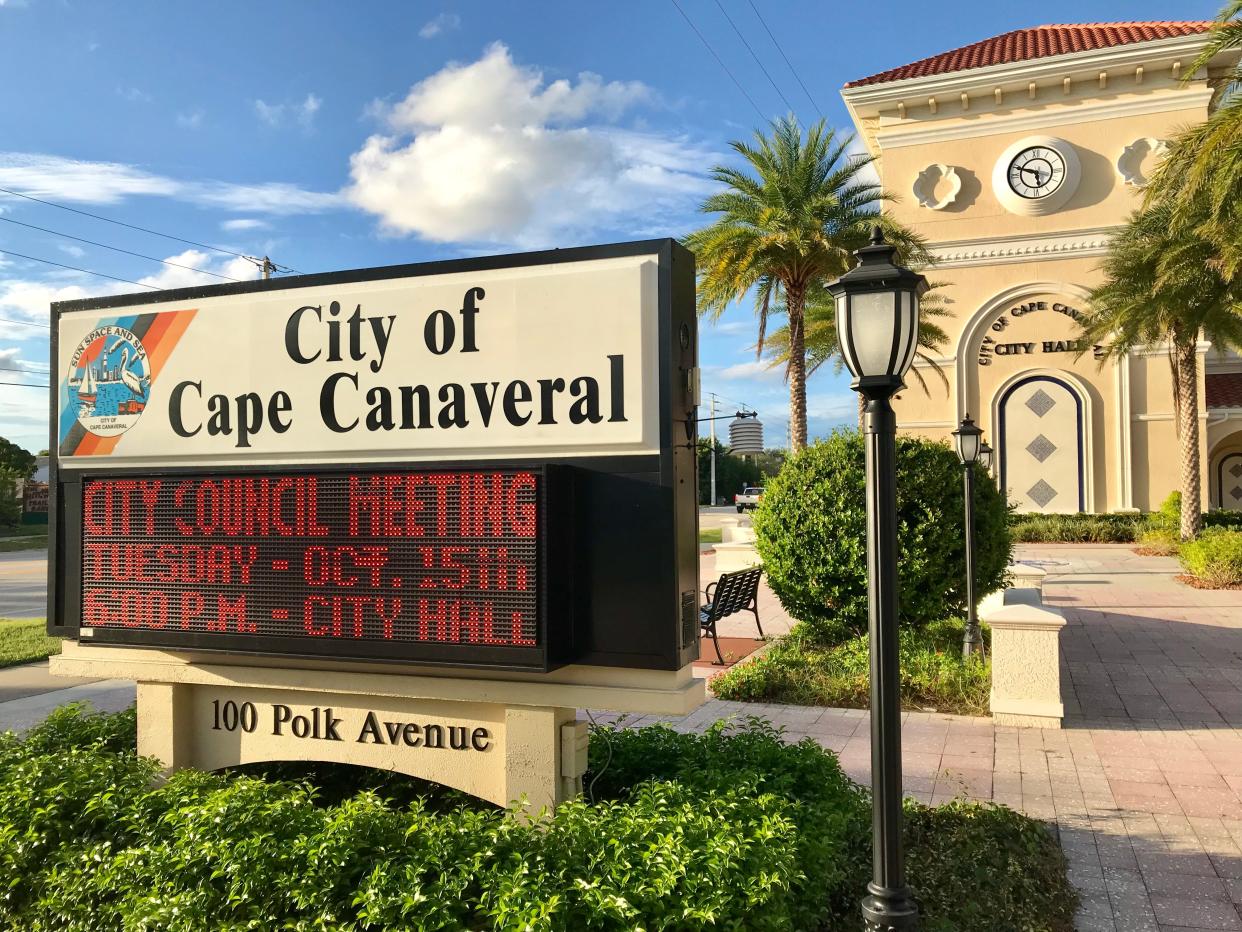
[{"left": 841, "top": 31, "right": 1216, "bottom": 116}]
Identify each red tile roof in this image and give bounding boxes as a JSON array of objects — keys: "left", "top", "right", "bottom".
[
  {"left": 1207, "top": 373, "right": 1242, "bottom": 409},
  {"left": 845, "top": 22, "right": 1214, "bottom": 88}
]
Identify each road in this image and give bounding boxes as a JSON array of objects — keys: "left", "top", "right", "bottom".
[{"left": 0, "top": 549, "right": 47, "bottom": 619}]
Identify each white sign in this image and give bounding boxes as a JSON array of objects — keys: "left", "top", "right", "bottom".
[{"left": 56, "top": 254, "right": 660, "bottom": 467}]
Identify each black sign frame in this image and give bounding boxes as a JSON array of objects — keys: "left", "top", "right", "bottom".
[{"left": 48, "top": 239, "right": 701, "bottom": 673}]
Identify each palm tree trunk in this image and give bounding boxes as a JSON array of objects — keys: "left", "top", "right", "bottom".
[
  {"left": 1174, "top": 338, "right": 1204, "bottom": 540},
  {"left": 787, "top": 288, "right": 808, "bottom": 452}
]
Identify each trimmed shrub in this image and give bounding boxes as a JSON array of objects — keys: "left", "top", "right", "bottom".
[
  {"left": 1137, "top": 526, "right": 1180, "bottom": 556},
  {"left": 1179, "top": 529, "right": 1242, "bottom": 587},
  {"left": 0, "top": 705, "right": 1077, "bottom": 932},
  {"left": 753, "top": 431, "right": 1011, "bottom": 639},
  {"left": 1009, "top": 512, "right": 1145, "bottom": 543}
]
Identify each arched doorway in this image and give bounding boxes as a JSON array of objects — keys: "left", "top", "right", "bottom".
[
  {"left": 998, "top": 375, "right": 1085, "bottom": 513},
  {"left": 1219, "top": 452, "right": 1242, "bottom": 512}
]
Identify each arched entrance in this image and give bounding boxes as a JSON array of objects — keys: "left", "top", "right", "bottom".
[
  {"left": 998, "top": 375, "right": 1085, "bottom": 513},
  {"left": 1218, "top": 452, "right": 1242, "bottom": 512}
]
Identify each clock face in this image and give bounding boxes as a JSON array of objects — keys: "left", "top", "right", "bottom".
[{"left": 1006, "top": 146, "right": 1067, "bottom": 199}]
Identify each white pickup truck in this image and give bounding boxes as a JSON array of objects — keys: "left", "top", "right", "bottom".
[{"left": 734, "top": 487, "right": 763, "bottom": 513}]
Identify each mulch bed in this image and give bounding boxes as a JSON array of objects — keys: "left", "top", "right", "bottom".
[
  {"left": 693, "top": 635, "right": 765, "bottom": 669},
  {"left": 1175, "top": 573, "right": 1242, "bottom": 590}
]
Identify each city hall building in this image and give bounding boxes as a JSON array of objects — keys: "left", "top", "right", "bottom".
[{"left": 842, "top": 22, "right": 1242, "bottom": 513}]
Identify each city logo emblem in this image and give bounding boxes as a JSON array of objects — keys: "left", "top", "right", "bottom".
[{"left": 67, "top": 325, "right": 151, "bottom": 437}]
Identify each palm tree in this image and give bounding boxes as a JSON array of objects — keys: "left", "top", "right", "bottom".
[
  {"left": 684, "top": 116, "right": 927, "bottom": 451},
  {"left": 1146, "top": 1, "right": 1242, "bottom": 276},
  {"left": 761, "top": 278, "right": 952, "bottom": 426},
  {"left": 1079, "top": 204, "right": 1242, "bottom": 539}
]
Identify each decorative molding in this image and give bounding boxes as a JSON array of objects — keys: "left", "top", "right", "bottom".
[
  {"left": 930, "top": 227, "right": 1119, "bottom": 268},
  {"left": 912, "top": 164, "right": 962, "bottom": 210},
  {"left": 896, "top": 420, "right": 956, "bottom": 429},
  {"left": 875, "top": 87, "right": 1213, "bottom": 149},
  {"left": 956, "top": 281, "right": 1096, "bottom": 425},
  {"left": 1116, "top": 137, "right": 1169, "bottom": 187},
  {"left": 1115, "top": 353, "right": 1133, "bottom": 510}
]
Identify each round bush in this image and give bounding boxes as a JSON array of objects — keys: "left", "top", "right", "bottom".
[{"left": 753, "top": 430, "right": 1011, "bottom": 639}]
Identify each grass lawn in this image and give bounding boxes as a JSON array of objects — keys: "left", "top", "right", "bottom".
[
  {"left": 0, "top": 526, "right": 48, "bottom": 552},
  {"left": 0, "top": 618, "right": 61, "bottom": 668},
  {"left": 698, "top": 527, "right": 723, "bottom": 545},
  {"left": 711, "top": 618, "right": 991, "bottom": 716}
]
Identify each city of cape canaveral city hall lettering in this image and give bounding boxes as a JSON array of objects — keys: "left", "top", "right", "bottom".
[{"left": 50, "top": 244, "right": 700, "bottom": 674}]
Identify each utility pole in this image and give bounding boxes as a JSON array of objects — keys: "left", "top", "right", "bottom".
[
  {"left": 260, "top": 256, "right": 274, "bottom": 280},
  {"left": 708, "top": 391, "right": 718, "bottom": 506}
]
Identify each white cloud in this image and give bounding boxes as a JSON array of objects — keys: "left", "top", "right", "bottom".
[
  {"left": 134, "top": 250, "right": 261, "bottom": 290},
  {"left": 419, "top": 12, "right": 460, "bottom": 38},
  {"left": 116, "top": 85, "right": 152, "bottom": 104},
  {"left": 254, "top": 93, "right": 321, "bottom": 131},
  {"left": 345, "top": 43, "right": 710, "bottom": 246},
  {"left": 176, "top": 109, "right": 205, "bottom": 130},
  {"left": 220, "top": 217, "right": 268, "bottom": 232},
  {"left": 716, "top": 360, "right": 782, "bottom": 381},
  {"left": 714, "top": 320, "right": 750, "bottom": 335},
  {"left": 57, "top": 243, "right": 86, "bottom": 259},
  {"left": 0, "top": 152, "right": 341, "bottom": 214}
]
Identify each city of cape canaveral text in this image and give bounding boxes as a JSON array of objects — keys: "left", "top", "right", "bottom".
[{"left": 168, "top": 287, "right": 629, "bottom": 449}]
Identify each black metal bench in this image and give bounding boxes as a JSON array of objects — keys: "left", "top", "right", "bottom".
[{"left": 700, "top": 566, "right": 764, "bottom": 665}]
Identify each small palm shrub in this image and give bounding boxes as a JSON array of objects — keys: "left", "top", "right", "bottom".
[
  {"left": 1179, "top": 529, "right": 1242, "bottom": 587},
  {"left": 1010, "top": 512, "right": 1145, "bottom": 543},
  {"left": 754, "top": 431, "right": 1011, "bottom": 641}
]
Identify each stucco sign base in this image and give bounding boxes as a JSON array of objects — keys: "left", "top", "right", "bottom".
[{"left": 52, "top": 642, "right": 706, "bottom": 812}]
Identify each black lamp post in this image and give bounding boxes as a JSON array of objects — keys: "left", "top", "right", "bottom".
[
  {"left": 827, "top": 227, "right": 927, "bottom": 932},
  {"left": 979, "top": 441, "right": 994, "bottom": 475},
  {"left": 953, "top": 415, "right": 986, "bottom": 659}
]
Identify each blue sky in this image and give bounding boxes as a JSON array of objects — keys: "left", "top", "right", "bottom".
[{"left": 0, "top": 0, "right": 1221, "bottom": 454}]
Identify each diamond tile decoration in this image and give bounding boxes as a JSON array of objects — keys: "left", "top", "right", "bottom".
[
  {"left": 1025, "top": 389, "right": 1057, "bottom": 418},
  {"left": 1028, "top": 479, "right": 1058, "bottom": 508},
  {"left": 1230, "top": 462, "right": 1242, "bottom": 479},
  {"left": 1231, "top": 486, "right": 1242, "bottom": 502},
  {"left": 1026, "top": 434, "right": 1057, "bottom": 463}
]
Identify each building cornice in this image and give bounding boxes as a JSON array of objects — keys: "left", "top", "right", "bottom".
[
  {"left": 876, "top": 88, "right": 1213, "bottom": 149},
  {"left": 842, "top": 33, "right": 1213, "bottom": 113},
  {"left": 929, "top": 226, "right": 1120, "bottom": 268}
]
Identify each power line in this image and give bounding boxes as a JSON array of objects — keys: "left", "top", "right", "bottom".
[
  {"left": 0, "top": 315, "right": 50, "bottom": 329},
  {"left": 668, "top": 0, "right": 767, "bottom": 123},
  {"left": 0, "top": 379, "right": 49, "bottom": 388},
  {"left": 711, "top": 0, "right": 796, "bottom": 114},
  {"left": 0, "top": 215, "right": 248, "bottom": 283},
  {"left": 0, "top": 247, "right": 158, "bottom": 290},
  {"left": 0, "top": 185, "right": 300, "bottom": 274},
  {"left": 743, "top": 0, "right": 824, "bottom": 119},
  {"left": 0, "top": 365, "right": 48, "bottom": 374}
]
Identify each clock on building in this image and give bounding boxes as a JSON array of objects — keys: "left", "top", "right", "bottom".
[{"left": 992, "top": 136, "right": 1081, "bottom": 216}]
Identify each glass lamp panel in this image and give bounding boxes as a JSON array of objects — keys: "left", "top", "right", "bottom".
[
  {"left": 845, "top": 290, "right": 898, "bottom": 378},
  {"left": 834, "top": 292, "right": 858, "bottom": 377},
  {"left": 895, "top": 289, "right": 919, "bottom": 378},
  {"left": 956, "top": 429, "right": 980, "bottom": 464},
  {"left": 979, "top": 444, "right": 993, "bottom": 470}
]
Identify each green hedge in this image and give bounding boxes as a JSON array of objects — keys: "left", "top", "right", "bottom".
[
  {"left": 754, "top": 432, "right": 1011, "bottom": 640},
  {"left": 1009, "top": 491, "right": 1242, "bottom": 544},
  {"left": 0, "top": 705, "right": 1077, "bottom": 931}
]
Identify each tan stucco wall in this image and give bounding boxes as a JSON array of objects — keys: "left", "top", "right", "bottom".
[{"left": 854, "top": 56, "right": 1220, "bottom": 513}]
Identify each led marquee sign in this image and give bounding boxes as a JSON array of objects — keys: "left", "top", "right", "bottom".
[
  {"left": 50, "top": 241, "right": 699, "bottom": 673},
  {"left": 78, "top": 468, "right": 551, "bottom": 668}
]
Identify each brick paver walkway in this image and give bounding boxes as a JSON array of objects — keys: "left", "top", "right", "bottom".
[{"left": 598, "top": 545, "right": 1242, "bottom": 932}]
